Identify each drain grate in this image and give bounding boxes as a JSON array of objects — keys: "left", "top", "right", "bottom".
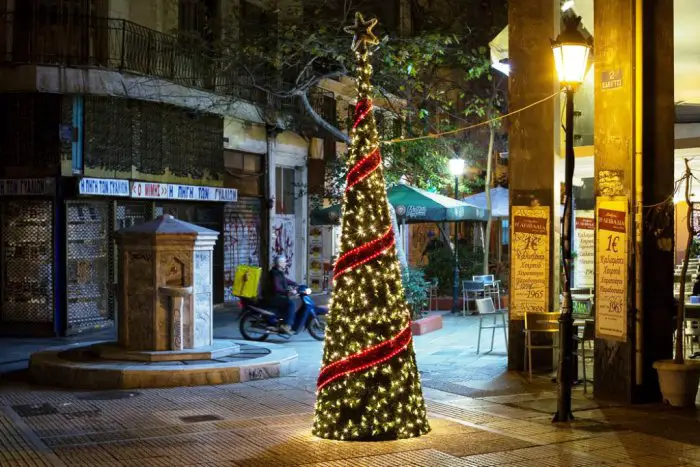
[
  {"left": 12, "top": 403, "right": 58, "bottom": 417},
  {"left": 78, "top": 391, "right": 141, "bottom": 401},
  {"left": 180, "top": 414, "right": 223, "bottom": 423}
]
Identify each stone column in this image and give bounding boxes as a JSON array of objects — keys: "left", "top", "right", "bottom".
[
  {"left": 593, "top": 0, "right": 674, "bottom": 403},
  {"left": 507, "top": 0, "right": 559, "bottom": 371}
]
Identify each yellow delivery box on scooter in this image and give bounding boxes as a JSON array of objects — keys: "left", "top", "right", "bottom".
[{"left": 233, "top": 265, "right": 262, "bottom": 298}]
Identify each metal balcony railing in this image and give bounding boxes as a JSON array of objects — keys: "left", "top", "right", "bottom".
[
  {"left": 0, "top": 12, "right": 269, "bottom": 105},
  {"left": 0, "top": 12, "right": 338, "bottom": 135}
]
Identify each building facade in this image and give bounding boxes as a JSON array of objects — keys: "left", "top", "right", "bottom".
[{"left": 0, "top": 0, "right": 345, "bottom": 336}]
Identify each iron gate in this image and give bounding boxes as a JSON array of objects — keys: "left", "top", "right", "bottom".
[
  {"left": 0, "top": 200, "right": 54, "bottom": 324},
  {"left": 66, "top": 200, "right": 110, "bottom": 331}
]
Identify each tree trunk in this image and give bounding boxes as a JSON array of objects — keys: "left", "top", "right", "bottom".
[{"left": 483, "top": 123, "right": 495, "bottom": 275}]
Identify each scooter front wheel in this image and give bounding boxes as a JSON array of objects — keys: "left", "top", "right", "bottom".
[
  {"left": 239, "top": 310, "right": 270, "bottom": 341},
  {"left": 307, "top": 315, "right": 327, "bottom": 341}
]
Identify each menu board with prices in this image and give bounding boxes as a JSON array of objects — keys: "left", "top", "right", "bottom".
[
  {"left": 510, "top": 206, "right": 550, "bottom": 318},
  {"left": 308, "top": 226, "right": 324, "bottom": 292},
  {"left": 595, "top": 197, "right": 628, "bottom": 341},
  {"left": 574, "top": 211, "right": 595, "bottom": 288}
]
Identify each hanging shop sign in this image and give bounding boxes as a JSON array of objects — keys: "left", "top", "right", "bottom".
[
  {"left": 131, "top": 181, "right": 238, "bottom": 202},
  {"left": 595, "top": 196, "right": 628, "bottom": 342},
  {"left": 574, "top": 211, "right": 595, "bottom": 288},
  {"left": 78, "top": 178, "right": 130, "bottom": 197},
  {"left": 510, "top": 206, "right": 550, "bottom": 318},
  {"left": 0, "top": 178, "right": 55, "bottom": 196}
]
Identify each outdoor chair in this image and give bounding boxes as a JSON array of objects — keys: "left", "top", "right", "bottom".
[
  {"left": 475, "top": 298, "right": 508, "bottom": 355},
  {"left": 579, "top": 320, "right": 595, "bottom": 393},
  {"left": 462, "top": 280, "right": 485, "bottom": 316},
  {"left": 685, "top": 319, "right": 700, "bottom": 356},
  {"left": 428, "top": 278, "right": 439, "bottom": 311},
  {"left": 524, "top": 311, "right": 560, "bottom": 382},
  {"left": 474, "top": 274, "right": 500, "bottom": 308}
]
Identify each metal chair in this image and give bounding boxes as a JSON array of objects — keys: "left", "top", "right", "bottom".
[
  {"left": 462, "top": 280, "right": 485, "bottom": 316},
  {"left": 524, "top": 311, "right": 560, "bottom": 382},
  {"left": 685, "top": 319, "right": 700, "bottom": 356},
  {"left": 579, "top": 320, "right": 595, "bottom": 393},
  {"left": 474, "top": 275, "right": 500, "bottom": 308},
  {"left": 476, "top": 298, "right": 508, "bottom": 354},
  {"left": 428, "top": 278, "right": 439, "bottom": 311}
]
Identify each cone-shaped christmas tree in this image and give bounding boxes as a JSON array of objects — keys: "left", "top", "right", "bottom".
[{"left": 312, "top": 12, "right": 430, "bottom": 442}]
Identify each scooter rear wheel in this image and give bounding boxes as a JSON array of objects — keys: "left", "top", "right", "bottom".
[{"left": 239, "top": 310, "right": 270, "bottom": 341}]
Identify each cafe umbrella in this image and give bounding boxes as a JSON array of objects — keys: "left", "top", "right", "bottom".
[{"left": 310, "top": 184, "right": 489, "bottom": 226}]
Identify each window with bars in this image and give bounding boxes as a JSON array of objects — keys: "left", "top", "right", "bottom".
[{"left": 84, "top": 96, "right": 223, "bottom": 181}]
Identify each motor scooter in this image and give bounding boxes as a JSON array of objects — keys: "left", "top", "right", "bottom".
[{"left": 238, "top": 284, "right": 328, "bottom": 341}]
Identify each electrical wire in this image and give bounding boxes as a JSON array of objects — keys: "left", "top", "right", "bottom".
[{"left": 382, "top": 90, "right": 563, "bottom": 145}]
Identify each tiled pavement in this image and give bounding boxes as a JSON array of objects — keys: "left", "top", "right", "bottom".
[{"left": 3, "top": 313, "right": 700, "bottom": 466}]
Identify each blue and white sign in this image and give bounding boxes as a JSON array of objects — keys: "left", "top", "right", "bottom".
[
  {"left": 79, "top": 178, "right": 130, "bottom": 197},
  {"left": 0, "top": 178, "right": 54, "bottom": 196},
  {"left": 131, "top": 181, "right": 237, "bottom": 203}
]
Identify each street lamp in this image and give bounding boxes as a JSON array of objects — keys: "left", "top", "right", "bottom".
[
  {"left": 551, "top": 14, "right": 592, "bottom": 423},
  {"left": 449, "top": 158, "right": 466, "bottom": 315}
]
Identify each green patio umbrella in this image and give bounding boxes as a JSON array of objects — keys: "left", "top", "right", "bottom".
[{"left": 310, "top": 184, "right": 489, "bottom": 225}]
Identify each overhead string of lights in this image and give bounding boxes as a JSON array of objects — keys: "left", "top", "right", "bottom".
[{"left": 381, "top": 89, "right": 564, "bottom": 145}]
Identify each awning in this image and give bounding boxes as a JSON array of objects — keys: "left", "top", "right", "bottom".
[
  {"left": 310, "top": 184, "right": 489, "bottom": 226},
  {"left": 462, "top": 187, "right": 509, "bottom": 218}
]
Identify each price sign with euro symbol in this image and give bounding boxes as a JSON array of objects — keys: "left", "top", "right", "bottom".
[{"left": 595, "top": 197, "right": 628, "bottom": 341}]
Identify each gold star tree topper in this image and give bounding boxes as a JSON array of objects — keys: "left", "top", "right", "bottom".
[{"left": 344, "top": 12, "right": 379, "bottom": 51}]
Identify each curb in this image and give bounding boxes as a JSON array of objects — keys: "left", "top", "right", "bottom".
[{"left": 28, "top": 340, "right": 298, "bottom": 390}]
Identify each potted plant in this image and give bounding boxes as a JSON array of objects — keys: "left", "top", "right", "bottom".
[
  {"left": 402, "top": 267, "right": 443, "bottom": 335},
  {"left": 653, "top": 159, "right": 700, "bottom": 407}
]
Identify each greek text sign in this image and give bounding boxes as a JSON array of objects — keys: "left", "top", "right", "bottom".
[
  {"left": 131, "top": 182, "right": 237, "bottom": 202},
  {"left": 78, "top": 178, "right": 130, "bottom": 197},
  {"left": 596, "top": 197, "right": 628, "bottom": 341},
  {"left": 574, "top": 211, "right": 595, "bottom": 288},
  {"left": 0, "top": 178, "right": 54, "bottom": 196},
  {"left": 510, "top": 206, "right": 550, "bottom": 318},
  {"left": 405, "top": 205, "right": 427, "bottom": 219}
]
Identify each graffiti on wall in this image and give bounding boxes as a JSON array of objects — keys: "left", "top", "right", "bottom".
[
  {"left": 223, "top": 206, "right": 260, "bottom": 302},
  {"left": 273, "top": 214, "right": 295, "bottom": 277}
]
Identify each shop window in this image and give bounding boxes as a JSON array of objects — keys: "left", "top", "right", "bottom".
[{"left": 275, "top": 166, "right": 296, "bottom": 215}]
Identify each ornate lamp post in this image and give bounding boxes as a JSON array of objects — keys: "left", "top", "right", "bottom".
[
  {"left": 449, "top": 158, "right": 466, "bottom": 314},
  {"left": 551, "top": 14, "right": 592, "bottom": 423}
]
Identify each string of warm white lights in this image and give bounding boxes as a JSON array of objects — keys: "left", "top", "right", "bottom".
[
  {"left": 312, "top": 11, "right": 430, "bottom": 442},
  {"left": 382, "top": 90, "right": 564, "bottom": 145}
]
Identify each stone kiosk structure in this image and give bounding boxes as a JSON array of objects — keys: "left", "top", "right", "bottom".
[
  {"left": 29, "top": 215, "right": 298, "bottom": 389},
  {"left": 115, "top": 214, "right": 218, "bottom": 354}
]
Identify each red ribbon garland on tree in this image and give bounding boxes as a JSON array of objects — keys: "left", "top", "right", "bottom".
[
  {"left": 318, "top": 97, "right": 413, "bottom": 392},
  {"left": 346, "top": 148, "right": 381, "bottom": 191},
  {"left": 353, "top": 99, "right": 373, "bottom": 129},
  {"left": 317, "top": 325, "right": 413, "bottom": 391},
  {"left": 333, "top": 227, "right": 394, "bottom": 279}
]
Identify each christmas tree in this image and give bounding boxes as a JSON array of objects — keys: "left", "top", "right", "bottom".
[{"left": 312, "top": 12, "right": 431, "bottom": 442}]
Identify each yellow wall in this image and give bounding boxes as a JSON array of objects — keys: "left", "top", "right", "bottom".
[{"left": 676, "top": 201, "right": 691, "bottom": 264}]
